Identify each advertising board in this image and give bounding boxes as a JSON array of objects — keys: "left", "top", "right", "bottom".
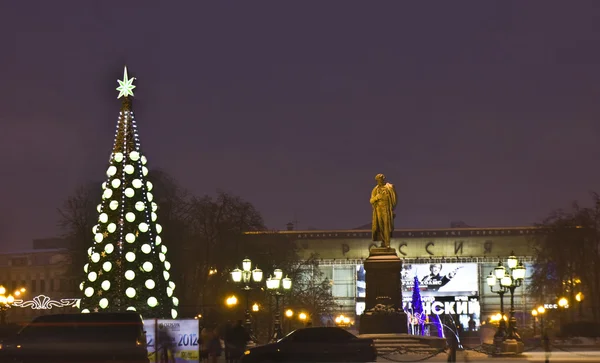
[{"left": 144, "top": 319, "right": 200, "bottom": 363}]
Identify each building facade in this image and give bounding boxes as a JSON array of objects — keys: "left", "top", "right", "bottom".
[
  {"left": 245, "top": 226, "right": 540, "bottom": 329},
  {"left": 0, "top": 245, "right": 79, "bottom": 323}
]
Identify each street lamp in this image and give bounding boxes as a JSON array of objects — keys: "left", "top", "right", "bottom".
[
  {"left": 0, "top": 286, "right": 26, "bottom": 325},
  {"left": 486, "top": 254, "right": 526, "bottom": 350},
  {"left": 231, "top": 258, "right": 263, "bottom": 337},
  {"left": 266, "top": 270, "right": 292, "bottom": 342},
  {"left": 537, "top": 306, "right": 546, "bottom": 335},
  {"left": 531, "top": 309, "right": 538, "bottom": 336}
]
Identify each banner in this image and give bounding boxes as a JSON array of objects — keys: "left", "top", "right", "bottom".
[
  {"left": 144, "top": 319, "right": 200, "bottom": 363},
  {"left": 401, "top": 263, "right": 478, "bottom": 296}
]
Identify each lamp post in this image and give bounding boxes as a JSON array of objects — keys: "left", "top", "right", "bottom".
[
  {"left": 231, "top": 258, "right": 263, "bottom": 337},
  {"left": 531, "top": 309, "right": 538, "bottom": 336},
  {"left": 486, "top": 254, "right": 526, "bottom": 352},
  {"left": 0, "top": 286, "right": 26, "bottom": 325},
  {"left": 537, "top": 306, "right": 546, "bottom": 335},
  {"left": 266, "top": 269, "right": 292, "bottom": 342}
]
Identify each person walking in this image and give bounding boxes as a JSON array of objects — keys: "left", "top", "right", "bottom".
[
  {"left": 229, "top": 320, "right": 251, "bottom": 363},
  {"left": 543, "top": 333, "right": 551, "bottom": 363}
]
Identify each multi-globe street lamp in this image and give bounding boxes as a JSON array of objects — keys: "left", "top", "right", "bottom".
[
  {"left": 231, "top": 258, "right": 263, "bottom": 337},
  {"left": 0, "top": 286, "right": 26, "bottom": 325},
  {"left": 486, "top": 253, "right": 526, "bottom": 351},
  {"left": 266, "top": 269, "right": 292, "bottom": 342}
]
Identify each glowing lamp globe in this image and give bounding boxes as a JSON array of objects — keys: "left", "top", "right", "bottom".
[
  {"left": 513, "top": 262, "right": 526, "bottom": 280},
  {"left": 486, "top": 272, "right": 496, "bottom": 287},
  {"left": 501, "top": 275, "right": 512, "bottom": 287},
  {"left": 274, "top": 269, "right": 283, "bottom": 280},
  {"left": 242, "top": 259, "right": 252, "bottom": 272},
  {"left": 231, "top": 268, "right": 242, "bottom": 282},
  {"left": 252, "top": 268, "right": 263, "bottom": 282},
  {"left": 494, "top": 263, "right": 506, "bottom": 279},
  {"left": 282, "top": 277, "right": 292, "bottom": 290},
  {"left": 507, "top": 253, "right": 518, "bottom": 269}
]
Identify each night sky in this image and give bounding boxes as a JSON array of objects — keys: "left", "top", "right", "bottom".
[{"left": 3, "top": 2, "right": 600, "bottom": 252}]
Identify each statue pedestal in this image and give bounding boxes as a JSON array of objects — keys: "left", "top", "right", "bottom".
[{"left": 359, "top": 247, "right": 408, "bottom": 334}]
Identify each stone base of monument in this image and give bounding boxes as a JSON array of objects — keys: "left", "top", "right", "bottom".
[
  {"left": 359, "top": 312, "right": 408, "bottom": 334},
  {"left": 493, "top": 339, "right": 524, "bottom": 355},
  {"left": 358, "top": 246, "right": 408, "bottom": 335}
]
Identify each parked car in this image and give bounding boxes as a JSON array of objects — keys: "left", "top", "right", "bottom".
[
  {"left": 241, "top": 327, "right": 377, "bottom": 362},
  {"left": 0, "top": 312, "right": 149, "bottom": 363}
]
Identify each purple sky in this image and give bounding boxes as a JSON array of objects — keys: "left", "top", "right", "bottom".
[{"left": 2, "top": 2, "right": 600, "bottom": 251}]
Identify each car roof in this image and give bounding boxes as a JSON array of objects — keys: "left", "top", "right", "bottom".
[{"left": 30, "top": 312, "right": 143, "bottom": 324}]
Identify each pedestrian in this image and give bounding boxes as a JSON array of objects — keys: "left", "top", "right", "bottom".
[
  {"left": 229, "top": 320, "right": 251, "bottom": 363},
  {"left": 200, "top": 326, "right": 211, "bottom": 363},
  {"left": 207, "top": 327, "right": 223, "bottom": 363},
  {"left": 543, "top": 333, "right": 551, "bottom": 363}
]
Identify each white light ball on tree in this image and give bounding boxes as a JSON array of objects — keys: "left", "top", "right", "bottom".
[
  {"left": 125, "top": 233, "right": 136, "bottom": 243},
  {"left": 105, "top": 243, "right": 114, "bottom": 254},
  {"left": 132, "top": 179, "right": 143, "bottom": 189},
  {"left": 111, "top": 179, "right": 121, "bottom": 188},
  {"left": 125, "top": 188, "right": 135, "bottom": 198},
  {"left": 141, "top": 244, "right": 151, "bottom": 254},
  {"left": 107, "top": 223, "right": 117, "bottom": 233},
  {"left": 155, "top": 236, "right": 162, "bottom": 245},
  {"left": 97, "top": 204, "right": 102, "bottom": 213},
  {"left": 172, "top": 297, "right": 179, "bottom": 306},
  {"left": 145, "top": 279, "right": 155, "bottom": 289},
  {"left": 127, "top": 306, "right": 137, "bottom": 311},
  {"left": 79, "top": 282, "right": 84, "bottom": 291},
  {"left": 164, "top": 271, "right": 170, "bottom": 281},
  {"left": 99, "top": 213, "right": 108, "bottom": 223},
  {"left": 138, "top": 223, "right": 149, "bottom": 233},
  {"left": 159, "top": 253, "right": 166, "bottom": 262},
  {"left": 87, "top": 248, "right": 93, "bottom": 256},
  {"left": 135, "top": 202, "right": 146, "bottom": 212},
  {"left": 169, "top": 281, "right": 176, "bottom": 289},
  {"left": 126, "top": 287, "right": 136, "bottom": 298},
  {"left": 156, "top": 224, "right": 163, "bottom": 234},
  {"left": 94, "top": 233, "right": 103, "bottom": 243},
  {"left": 147, "top": 297, "right": 158, "bottom": 307},
  {"left": 125, "top": 270, "right": 135, "bottom": 280},
  {"left": 146, "top": 181, "right": 153, "bottom": 191},
  {"left": 107, "top": 166, "right": 117, "bottom": 177},
  {"left": 84, "top": 264, "right": 89, "bottom": 273},
  {"left": 103, "top": 261, "right": 112, "bottom": 272},
  {"left": 141, "top": 155, "right": 147, "bottom": 165},
  {"left": 102, "top": 182, "right": 107, "bottom": 190},
  {"left": 151, "top": 212, "right": 157, "bottom": 222},
  {"left": 142, "top": 166, "right": 149, "bottom": 176},
  {"left": 152, "top": 202, "right": 158, "bottom": 212},
  {"left": 164, "top": 261, "right": 171, "bottom": 271},
  {"left": 109, "top": 200, "right": 119, "bottom": 210},
  {"left": 129, "top": 151, "right": 140, "bottom": 161},
  {"left": 124, "top": 164, "right": 135, "bottom": 174},
  {"left": 161, "top": 245, "right": 167, "bottom": 254},
  {"left": 102, "top": 189, "right": 113, "bottom": 199},
  {"left": 126, "top": 212, "right": 136, "bottom": 222},
  {"left": 101, "top": 280, "right": 111, "bottom": 291},
  {"left": 92, "top": 225, "right": 98, "bottom": 234},
  {"left": 171, "top": 309, "right": 178, "bottom": 319},
  {"left": 147, "top": 192, "right": 154, "bottom": 202},
  {"left": 88, "top": 271, "right": 98, "bottom": 282},
  {"left": 82, "top": 309, "right": 90, "bottom": 313},
  {"left": 114, "top": 152, "right": 124, "bottom": 162},
  {"left": 99, "top": 298, "right": 108, "bottom": 309},
  {"left": 143, "top": 262, "right": 153, "bottom": 272},
  {"left": 84, "top": 287, "right": 94, "bottom": 297},
  {"left": 167, "top": 287, "right": 173, "bottom": 297},
  {"left": 125, "top": 252, "right": 136, "bottom": 262},
  {"left": 135, "top": 201, "right": 145, "bottom": 211},
  {"left": 91, "top": 253, "right": 100, "bottom": 263}
]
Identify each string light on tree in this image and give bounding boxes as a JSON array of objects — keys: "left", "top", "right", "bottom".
[{"left": 78, "top": 66, "right": 177, "bottom": 319}]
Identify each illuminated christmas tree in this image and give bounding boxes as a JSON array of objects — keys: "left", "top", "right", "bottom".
[{"left": 79, "top": 67, "right": 178, "bottom": 319}]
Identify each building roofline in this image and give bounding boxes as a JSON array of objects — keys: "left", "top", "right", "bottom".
[
  {"left": 0, "top": 248, "right": 70, "bottom": 255},
  {"left": 244, "top": 226, "right": 540, "bottom": 235}
]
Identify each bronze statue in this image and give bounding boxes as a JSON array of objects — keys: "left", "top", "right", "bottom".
[{"left": 370, "top": 174, "right": 397, "bottom": 248}]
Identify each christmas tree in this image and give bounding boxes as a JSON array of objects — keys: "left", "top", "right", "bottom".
[
  {"left": 411, "top": 276, "right": 424, "bottom": 335},
  {"left": 79, "top": 67, "right": 178, "bottom": 319}
]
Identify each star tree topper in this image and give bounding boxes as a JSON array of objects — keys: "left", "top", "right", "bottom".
[{"left": 116, "top": 66, "right": 136, "bottom": 99}]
